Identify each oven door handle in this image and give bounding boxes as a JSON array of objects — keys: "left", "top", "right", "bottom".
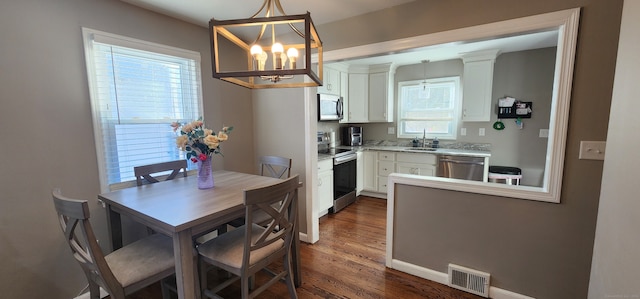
[{"left": 334, "top": 154, "right": 357, "bottom": 165}]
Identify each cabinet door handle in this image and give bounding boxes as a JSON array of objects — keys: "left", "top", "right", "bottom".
[{"left": 318, "top": 178, "right": 322, "bottom": 186}]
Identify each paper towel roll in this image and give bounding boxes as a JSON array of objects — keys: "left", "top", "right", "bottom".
[{"left": 329, "top": 132, "right": 337, "bottom": 148}]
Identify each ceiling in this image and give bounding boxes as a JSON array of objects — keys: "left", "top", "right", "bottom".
[
  {"left": 121, "top": 0, "right": 558, "bottom": 67},
  {"left": 120, "top": 0, "right": 416, "bottom": 28}
]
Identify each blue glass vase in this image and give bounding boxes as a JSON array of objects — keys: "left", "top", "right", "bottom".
[{"left": 197, "top": 158, "right": 214, "bottom": 189}]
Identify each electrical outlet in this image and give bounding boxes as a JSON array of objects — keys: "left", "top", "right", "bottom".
[
  {"left": 388, "top": 127, "right": 395, "bottom": 134},
  {"left": 460, "top": 128, "right": 467, "bottom": 136},
  {"left": 479, "top": 128, "right": 485, "bottom": 136},
  {"left": 579, "top": 141, "right": 606, "bottom": 160}
]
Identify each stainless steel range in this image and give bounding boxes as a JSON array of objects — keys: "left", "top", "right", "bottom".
[{"left": 318, "top": 136, "right": 357, "bottom": 213}]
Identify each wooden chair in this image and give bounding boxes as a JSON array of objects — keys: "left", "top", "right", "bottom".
[
  {"left": 134, "top": 160, "right": 187, "bottom": 186},
  {"left": 197, "top": 175, "right": 301, "bottom": 299},
  {"left": 228, "top": 156, "right": 292, "bottom": 228},
  {"left": 134, "top": 160, "right": 189, "bottom": 235},
  {"left": 52, "top": 189, "right": 175, "bottom": 299},
  {"left": 135, "top": 160, "right": 226, "bottom": 241},
  {"left": 259, "top": 155, "right": 292, "bottom": 179}
]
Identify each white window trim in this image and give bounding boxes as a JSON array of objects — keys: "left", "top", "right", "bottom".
[
  {"left": 81, "top": 27, "right": 204, "bottom": 192},
  {"left": 397, "top": 77, "right": 461, "bottom": 140}
]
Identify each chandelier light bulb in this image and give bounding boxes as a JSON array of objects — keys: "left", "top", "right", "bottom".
[
  {"left": 287, "top": 48, "right": 299, "bottom": 69},
  {"left": 272, "top": 42, "right": 285, "bottom": 69},
  {"left": 250, "top": 45, "right": 264, "bottom": 70}
]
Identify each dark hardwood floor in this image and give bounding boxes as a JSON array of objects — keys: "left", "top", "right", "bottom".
[{"left": 129, "top": 196, "right": 483, "bottom": 299}]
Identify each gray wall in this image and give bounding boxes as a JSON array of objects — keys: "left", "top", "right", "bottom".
[
  {"left": 314, "top": 0, "right": 622, "bottom": 298},
  {"left": 252, "top": 88, "right": 309, "bottom": 233},
  {"left": 0, "top": 0, "right": 254, "bottom": 297},
  {"left": 588, "top": 1, "right": 640, "bottom": 297}
]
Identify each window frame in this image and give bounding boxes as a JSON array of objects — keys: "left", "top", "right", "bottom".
[
  {"left": 396, "top": 76, "right": 461, "bottom": 140},
  {"left": 82, "top": 28, "right": 204, "bottom": 192}
]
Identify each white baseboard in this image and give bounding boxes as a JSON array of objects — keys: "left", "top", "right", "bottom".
[
  {"left": 299, "top": 231, "right": 310, "bottom": 243},
  {"left": 74, "top": 288, "right": 108, "bottom": 299},
  {"left": 389, "top": 259, "right": 535, "bottom": 299}
]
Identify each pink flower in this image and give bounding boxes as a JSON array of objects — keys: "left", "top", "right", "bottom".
[
  {"left": 170, "top": 122, "right": 181, "bottom": 132},
  {"left": 198, "top": 153, "right": 208, "bottom": 161}
]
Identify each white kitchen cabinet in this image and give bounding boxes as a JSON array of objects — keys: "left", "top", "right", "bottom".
[
  {"left": 368, "top": 71, "right": 393, "bottom": 122},
  {"left": 461, "top": 50, "right": 499, "bottom": 122},
  {"left": 362, "top": 151, "right": 377, "bottom": 191},
  {"left": 356, "top": 151, "right": 364, "bottom": 195},
  {"left": 346, "top": 63, "right": 395, "bottom": 123},
  {"left": 377, "top": 152, "right": 395, "bottom": 193},
  {"left": 317, "top": 159, "right": 334, "bottom": 213},
  {"left": 395, "top": 152, "right": 437, "bottom": 176},
  {"left": 317, "top": 66, "right": 341, "bottom": 96},
  {"left": 347, "top": 73, "right": 368, "bottom": 122}
]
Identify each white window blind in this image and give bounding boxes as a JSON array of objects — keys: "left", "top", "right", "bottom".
[
  {"left": 397, "top": 77, "right": 461, "bottom": 139},
  {"left": 83, "top": 28, "right": 203, "bottom": 189}
]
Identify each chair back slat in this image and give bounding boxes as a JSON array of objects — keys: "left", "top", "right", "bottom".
[
  {"left": 259, "top": 156, "right": 291, "bottom": 179},
  {"left": 243, "top": 175, "right": 300, "bottom": 265},
  {"left": 134, "top": 160, "right": 187, "bottom": 186}
]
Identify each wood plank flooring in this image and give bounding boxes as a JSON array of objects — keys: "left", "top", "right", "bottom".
[{"left": 129, "top": 196, "right": 483, "bottom": 299}]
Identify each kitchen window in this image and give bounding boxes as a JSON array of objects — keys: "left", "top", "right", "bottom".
[
  {"left": 397, "top": 77, "right": 461, "bottom": 140},
  {"left": 82, "top": 28, "right": 203, "bottom": 190}
]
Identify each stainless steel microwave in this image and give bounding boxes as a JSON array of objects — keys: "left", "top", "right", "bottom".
[{"left": 317, "top": 93, "right": 343, "bottom": 121}]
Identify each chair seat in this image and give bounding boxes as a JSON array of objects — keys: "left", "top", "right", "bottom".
[
  {"left": 105, "top": 233, "right": 175, "bottom": 288},
  {"left": 198, "top": 224, "right": 284, "bottom": 270}
]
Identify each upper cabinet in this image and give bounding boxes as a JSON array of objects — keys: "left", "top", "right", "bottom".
[
  {"left": 345, "top": 63, "right": 396, "bottom": 123},
  {"left": 461, "top": 50, "right": 499, "bottom": 122},
  {"left": 347, "top": 72, "right": 368, "bottom": 122},
  {"left": 317, "top": 65, "right": 341, "bottom": 96}
]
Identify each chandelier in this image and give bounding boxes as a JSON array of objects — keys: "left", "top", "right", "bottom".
[{"left": 209, "top": 0, "right": 323, "bottom": 89}]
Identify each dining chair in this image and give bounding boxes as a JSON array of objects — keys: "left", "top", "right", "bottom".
[
  {"left": 52, "top": 189, "right": 175, "bottom": 299},
  {"left": 134, "top": 160, "right": 227, "bottom": 238},
  {"left": 259, "top": 155, "right": 292, "bottom": 179},
  {"left": 134, "top": 160, "right": 189, "bottom": 235},
  {"left": 134, "top": 159, "right": 187, "bottom": 186},
  {"left": 197, "top": 175, "right": 300, "bottom": 299},
  {"left": 228, "top": 155, "right": 292, "bottom": 228}
]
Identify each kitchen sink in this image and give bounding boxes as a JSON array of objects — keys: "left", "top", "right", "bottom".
[{"left": 404, "top": 147, "right": 437, "bottom": 152}]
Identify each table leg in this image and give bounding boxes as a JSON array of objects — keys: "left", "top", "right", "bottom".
[
  {"left": 173, "top": 229, "right": 201, "bottom": 299},
  {"left": 106, "top": 204, "right": 123, "bottom": 251}
]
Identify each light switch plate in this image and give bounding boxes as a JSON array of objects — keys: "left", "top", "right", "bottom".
[
  {"left": 461, "top": 128, "right": 467, "bottom": 136},
  {"left": 579, "top": 141, "right": 606, "bottom": 160},
  {"left": 539, "top": 129, "right": 549, "bottom": 138},
  {"left": 479, "top": 128, "right": 485, "bottom": 136},
  {"left": 388, "top": 127, "right": 395, "bottom": 134}
]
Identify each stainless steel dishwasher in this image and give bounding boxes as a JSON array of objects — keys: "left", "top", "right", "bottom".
[{"left": 436, "top": 155, "right": 485, "bottom": 181}]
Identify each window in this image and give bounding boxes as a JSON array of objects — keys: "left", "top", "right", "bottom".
[
  {"left": 82, "top": 28, "right": 203, "bottom": 190},
  {"left": 397, "top": 77, "right": 461, "bottom": 140}
]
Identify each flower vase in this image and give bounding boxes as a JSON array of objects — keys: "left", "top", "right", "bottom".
[{"left": 197, "top": 158, "right": 214, "bottom": 189}]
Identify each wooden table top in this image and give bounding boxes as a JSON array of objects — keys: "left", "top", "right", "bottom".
[{"left": 98, "top": 170, "right": 282, "bottom": 233}]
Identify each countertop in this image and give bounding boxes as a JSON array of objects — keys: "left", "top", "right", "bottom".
[{"left": 318, "top": 145, "right": 491, "bottom": 160}]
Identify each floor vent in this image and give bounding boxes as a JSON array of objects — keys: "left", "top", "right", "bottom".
[{"left": 448, "top": 264, "right": 490, "bottom": 298}]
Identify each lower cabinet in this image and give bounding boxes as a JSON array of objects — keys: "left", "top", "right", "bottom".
[
  {"left": 395, "top": 153, "right": 437, "bottom": 176},
  {"left": 317, "top": 159, "right": 334, "bottom": 213},
  {"left": 377, "top": 153, "right": 395, "bottom": 193},
  {"left": 363, "top": 151, "right": 377, "bottom": 191},
  {"left": 362, "top": 151, "right": 438, "bottom": 195}
]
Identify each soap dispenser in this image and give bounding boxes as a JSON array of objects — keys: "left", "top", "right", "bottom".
[{"left": 432, "top": 137, "right": 439, "bottom": 149}]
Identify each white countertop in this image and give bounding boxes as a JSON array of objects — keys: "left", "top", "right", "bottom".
[{"left": 336, "top": 145, "right": 491, "bottom": 158}]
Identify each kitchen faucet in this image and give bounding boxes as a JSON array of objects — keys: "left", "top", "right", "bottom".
[{"left": 422, "top": 129, "right": 427, "bottom": 148}]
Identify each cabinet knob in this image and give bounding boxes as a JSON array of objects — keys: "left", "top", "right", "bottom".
[{"left": 318, "top": 178, "right": 322, "bottom": 186}]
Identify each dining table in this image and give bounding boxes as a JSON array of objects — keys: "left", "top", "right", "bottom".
[{"left": 98, "top": 170, "right": 302, "bottom": 299}]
